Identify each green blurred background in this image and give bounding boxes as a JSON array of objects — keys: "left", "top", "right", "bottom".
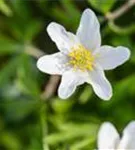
[{"left": 0, "top": 0, "right": 135, "bottom": 150}]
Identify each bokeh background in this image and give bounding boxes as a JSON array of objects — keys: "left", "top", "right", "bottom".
[{"left": 0, "top": 0, "right": 135, "bottom": 150}]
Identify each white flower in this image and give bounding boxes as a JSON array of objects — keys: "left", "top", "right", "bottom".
[
  {"left": 97, "top": 121, "right": 135, "bottom": 150},
  {"left": 37, "top": 8, "right": 130, "bottom": 100}
]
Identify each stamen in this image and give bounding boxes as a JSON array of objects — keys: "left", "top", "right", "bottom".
[{"left": 68, "top": 45, "right": 94, "bottom": 71}]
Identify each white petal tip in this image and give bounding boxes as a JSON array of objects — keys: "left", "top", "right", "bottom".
[
  {"left": 98, "top": 122, "right": 120, "bottom": 149},
  {"left": 37, "top": 56, "right": 49, "bottom": 73},
  {"left": 83, "top": 8, "right": 94, "bottom": 14},
  {"left": 102, "top": 94, "right": 112, "bottom": 101},
  {"left": 119, "top": 46, "right": 131, "bottom": 63},
  {"left": 46, "top": 22, "right": 56, "bottom": 32},
  {"left": 100, "top": 122, "right": 113, "bottom": 128},
  {"left": 58, "top": 90, "right": 70, "bottom": 100},
  {"left": 125, "top": 121, "right": 135, "bottom": 134},
  {"left": 36, "top": 53, "right": 62, "bottom": 75},
  {"left": 58, "top": 85, "right": 75, "bottom": 99},
  {"left": 99, "top": 88, "right": 112, "bottom": 101},
  {"left": 58, "top": 73, "right": 78, "bottom": 100},
  {"left": 122, "top": 46, "right": 131, "bottom": 61},
  {"left": 37, "top": 57, "right": 44, "bottom": 72},
  {"left": 127, "top": 49, "right": 131, "bottom": 60},
  {"left": 59, "top": 95, "right": 69, "bottom": 100},
  {"left": 129, "top": 121, "right": 135, "bottom": 125}
]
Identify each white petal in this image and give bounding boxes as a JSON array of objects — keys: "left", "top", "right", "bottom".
[
  {"left": 98, "top": 122, "right": 120, "bottom": 150},
  {"left": 37, "top": 52, "right": 69, "bottom": 75},
  {"left": 118, "top": 121, "right": 135, "bottom": 149},
  {"left": 87, "top": 66, "right": 112, "bottom": 100},
  {"left": 95, "top": 46, "right": 131, "bottom": 70},
  {"left": 76, "top": 8, "right": 101, "bottom": 51},
  {"left": 47, "top": 22, "right": 79, "bottom": 54},
  {"left": 58, "top": 71, "right": 86, "bottom": 99}
]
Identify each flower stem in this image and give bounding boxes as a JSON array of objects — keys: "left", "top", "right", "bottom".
[
  {"left": 40, "top": 102, "right": 49, "bottom": 150},
  {"left": 25, "top": 45, "right": 45, "bottom": 58},
  {"left": 106, "top": 0, "right": 135, "bottom": 20}
]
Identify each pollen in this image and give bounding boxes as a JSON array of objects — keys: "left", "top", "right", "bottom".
[{"left": 68, "top": 45, "right": 94, "bottom": 71}]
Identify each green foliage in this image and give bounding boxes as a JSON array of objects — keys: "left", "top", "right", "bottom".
[
  {"left": 0, "top": 0, "right": 135, "bottom": 150},
  {"left": 88, "top": 0, "right": 115, "bottom": 13},
  {"left": 52, "top": 0, "right": 80, "bottom": 30},
  {"left": 108, "top": 21, "right": 135, "bottom": 35},
  {"left": 0, "top": 0, "right": 12, "bottom": 16}
]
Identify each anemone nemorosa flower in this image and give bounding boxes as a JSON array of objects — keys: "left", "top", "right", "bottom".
[
  {"left": 98, "top": 121, "right": 135, "bottom": 149},
  {"left": 37, "top": 8, "right": 130, "bottom": 100}
]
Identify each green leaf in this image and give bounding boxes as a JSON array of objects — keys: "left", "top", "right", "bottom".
[
  {"left": 0, "top": 56, "right": 20, "bottom": 86},
  {"left": 131, "top": 45, "right": 135, "bottom": 63},
  {"left": 3, "top": 100, "right": 40, "bottom": 121},
  {"left": 10, "top": 0, "right": 32, "bottom": 19},
  {"left": 0, "top": 131, "right": 21, "bottom": 150},
  {"left": 52, "top": 0, "right": 80, "bottom": 30},
  {"left": 79, "top": 86, "right": 92, "bottom": 104},
  {"left": 108, "top": 21, "right": 135, "bottom": 35},
  {"left": 0, "top": 0, "right": 12, "bottom": 16},
  {"left": 89, "top": 0, "right": 116, "bottom": 13},
  {"left": 16, "top": 55, "right": 40, "bottom": 97},
  {"left": 0, "top": 54, "right": 40, "bottom": 99},
  {"left": 4, "top": 18, "right": 42, "bottom": 42},
  {"left": 23, "top": 20, "right": 43, "bottom": 43},
  {"left": 51, "top": 98, "right": 74, "bottom": 113},
  {"left": 70, "top": 138, "right": 95, "bottom": 150},
  {"left": 101, "top": 74, "right": 135, "bottom": 109},
  {"left": 46, "top": 123, "right": 98, "bottom": 145},
  {"left": 0, "top": 35, "right": 23, "bottom": 55}
]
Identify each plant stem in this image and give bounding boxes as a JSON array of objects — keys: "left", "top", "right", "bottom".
[
  {"left": 25, "top": 45, "right": 45, "bottom": 58},
  {"left": 41, "top": 75, "right": 60, "bottom": 100},
  {"left": 106, "top": 0, "right": 135, "bottom": 20},
  {"left": 40, "top": 103, "right": 49, "bottom": 150}
]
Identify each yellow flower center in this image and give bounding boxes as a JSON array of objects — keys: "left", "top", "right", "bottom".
[{"left": 68, "top": 45, "right": 94, "bottom": 71}]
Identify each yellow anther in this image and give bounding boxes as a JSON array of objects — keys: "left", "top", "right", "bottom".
[{"left": 68, "top": 45, "right": 94, "bottom": 72}]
